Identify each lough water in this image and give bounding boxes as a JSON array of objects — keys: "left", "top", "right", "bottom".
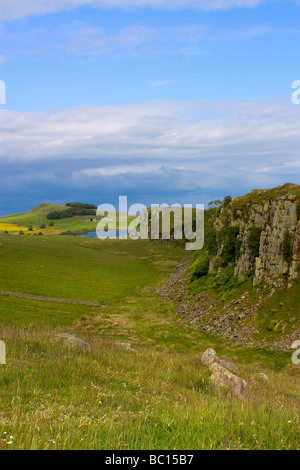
[{"left": 79, "top": 230, "right": 129, "bottom": 239}]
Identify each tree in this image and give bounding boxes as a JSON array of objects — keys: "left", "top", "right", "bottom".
[
  {"left": 282, "top": 230, "right": 293, "bottom": 264},
  {"left": 223, "top": 195, "right": 232, "bottom": 207},
  {"left": 208, "top": 199, "right": 222, "bottom": 209},
  {"left": 219, "top": 225, "right": 241, "bottom": 267},
  {"left": 248, "top": 227, "right": 263, "bottom": 259}
]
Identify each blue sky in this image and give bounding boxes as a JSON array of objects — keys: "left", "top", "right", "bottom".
[{"left": 0, "top": 0, "right": 299, "bottom": 215}]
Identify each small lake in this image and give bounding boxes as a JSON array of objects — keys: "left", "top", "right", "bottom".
[{"left": 79, "top": 230, "right": 129, "bottom": 239}]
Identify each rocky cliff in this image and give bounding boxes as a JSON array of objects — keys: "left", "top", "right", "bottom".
[
  {"left": 210, "top": 183, "right": 300, "bottom": 289},
  {"left": 160, "top": 184, "right": 300, "bottom": 351}
]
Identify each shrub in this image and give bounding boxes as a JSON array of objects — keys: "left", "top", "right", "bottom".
[
  {"left": 247, "top": 268, "right": 255, "bottom": 278},
  {"left": 189, "top": 263, "right": 244, "bottom": 300},
  {"left": 232, "top": 207, "right": 239, "bottom": 220},
  {"left": 282, "top": 230, "right": 293, "bottom": 264},
  {"left": 223, "top": 195, "right": 232, "bottom": 207},
  {"left": 247, "top": 227, "right": 263, "bottom": 259},
  {"left": 189, "top": 248, "right": 210, "bottom": 281},
  {"left": 40, "top": 223, "right": 46, "bottom": 229},
  {"left": 218, "top": 226, "right": 240, "bottom": 267}
]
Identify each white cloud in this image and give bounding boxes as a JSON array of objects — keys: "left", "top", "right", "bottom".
[
  {"left": 150, "top": 80, "right": 176, "bottom": 87},
  {"left": 0, "top": 0, "right": 270, "bottom": 22},
  {"left": 74, "top": 165, "right": 153, "bottom": 177},
  {"left": 0, "top": 99, "right": 299, "bottom": 194},
  {"left": 64, "top": 24, "right": 156, "bottom": 55},
  {"left": 3, "top": 20, "right": 297, "bottom": 62}
]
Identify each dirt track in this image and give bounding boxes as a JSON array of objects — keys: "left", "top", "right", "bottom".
[{"left": 0, "top": 290, "right": 100, "bottom": 307}]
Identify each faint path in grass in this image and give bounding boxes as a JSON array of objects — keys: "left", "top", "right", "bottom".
[{"left": 0, "top": 290, "right": 100, "bottom": 306}]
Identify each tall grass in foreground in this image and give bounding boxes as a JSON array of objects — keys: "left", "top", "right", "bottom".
[
  {"left": 0, "top": 237, "right": 298, "bottom": 450},
  {"left": 0, "top": 327, "right": 299, "bottom": 450}
]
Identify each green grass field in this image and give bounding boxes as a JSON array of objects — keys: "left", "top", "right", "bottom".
[{"left": 0, "top": 235, "right": 299, "bottom": 449}]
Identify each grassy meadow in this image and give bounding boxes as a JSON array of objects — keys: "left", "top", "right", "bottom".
[{"left": 0, "top": 235, "right": 299, "bottom": 450}]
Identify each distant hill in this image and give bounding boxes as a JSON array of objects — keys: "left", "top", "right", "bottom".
[
  {"left": 0, "top": 203, "right": 67, "bottom": 227},
  {"left": 0, "top": 202, "right": 133, "bottom": 233}
]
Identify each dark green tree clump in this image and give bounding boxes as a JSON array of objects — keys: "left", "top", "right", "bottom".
[
  {"left": 47, "top": 203, "right": 96, "bottom": 220},
  {"left": 66, "top": 202, "right": 96, "bottom": 210},
  {"left": 218, "top": 225, "right": 241, "bottom": 267},
  {"left": 282, "top": 230, "right": 293, "bottom": 264},
  {"left": 247, "top": 227, "right": 263, "bottom": 259},
  {"left": 223, "top": 195, "right": 232, "bottom": 207}
]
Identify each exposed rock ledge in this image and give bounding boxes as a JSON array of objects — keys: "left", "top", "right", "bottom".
[{"left": 158, "top": 257, "right": 299, "bottom": 351}]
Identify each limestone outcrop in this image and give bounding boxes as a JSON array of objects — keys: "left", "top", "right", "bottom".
[{"left": 210, "top": 184, "right": 300, "bottom": 288}]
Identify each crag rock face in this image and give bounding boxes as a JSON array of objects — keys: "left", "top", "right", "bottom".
[
  {"left": 159, "top": 184, "right": 300, "bottom": 351},
  {"left": 210, "top": 184, "right": 300, "bottom": 289}
]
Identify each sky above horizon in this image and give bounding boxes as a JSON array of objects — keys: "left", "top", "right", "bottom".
[{"left": 0, "top": 0, "right": 300, "bottom": 216}]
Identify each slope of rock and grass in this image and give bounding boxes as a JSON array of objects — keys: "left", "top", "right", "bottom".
[{"left": 159, "top": 184, "right": 300, "bottom": 351}]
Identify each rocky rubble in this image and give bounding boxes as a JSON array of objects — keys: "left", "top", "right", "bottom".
[
  {"left": 158, "top": 256, "right": 299, "bottom": 351},
  {"left": 158, "top": 257, "right": 262, "bottom": 347}
]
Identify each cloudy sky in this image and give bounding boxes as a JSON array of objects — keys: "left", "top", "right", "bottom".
[{"left": 0, "top": 0, "right": 299, "bottom": 215}]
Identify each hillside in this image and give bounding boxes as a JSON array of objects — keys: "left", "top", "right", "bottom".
[
  {"left": 0, "top": 202, "right": 99, "bottom": 234},
  {"left": 161, "top": 183, "right": 300, "bottom": 351},
  {"left": 0, "top": 203, "right": 67, "bottom": 226},
  {"left": 0, "top": 235, "right": 299, "bottom": 449},
  {"left": 0, "top": 203, "right": 134, "bottom": 234}
]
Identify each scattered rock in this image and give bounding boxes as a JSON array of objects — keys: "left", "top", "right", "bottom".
[
  {"left": 208, "top": 362, "right": 223, "bottom": 372},
  {"left": 119, "top": 342, "right": 137, "bottom": 352},
  {"left": 52, "top": 333, "right": 91, "bottom": 351},
  {"left": 217, "top": 359, "right": 239, "bottom": 375},
  {"left": 210, "top": 364, "right": 247, "bottom": 398},
  {"left": 201, "top": 348, "right": 218, "bottom": 367},
  {"left": 201, "top": 348, "right": 239, "bottom": 374},
  {"left": 254, "top": 373, "right": 270, "bottom": 383}
]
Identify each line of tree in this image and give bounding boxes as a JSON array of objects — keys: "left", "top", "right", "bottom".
[
  {"left": 65, "top": 202, "right": 96, "bottom": 210},
  {"left": 47, "top": 202, "right": 96, "bottom": 220}
]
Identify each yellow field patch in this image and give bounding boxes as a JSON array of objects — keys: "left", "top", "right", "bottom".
[
  {"left": 0, "top": 223, "right": 62, "bottom": 235},
  {"left": 0, "top": 222, "right": 27, "bottom": 232}
]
